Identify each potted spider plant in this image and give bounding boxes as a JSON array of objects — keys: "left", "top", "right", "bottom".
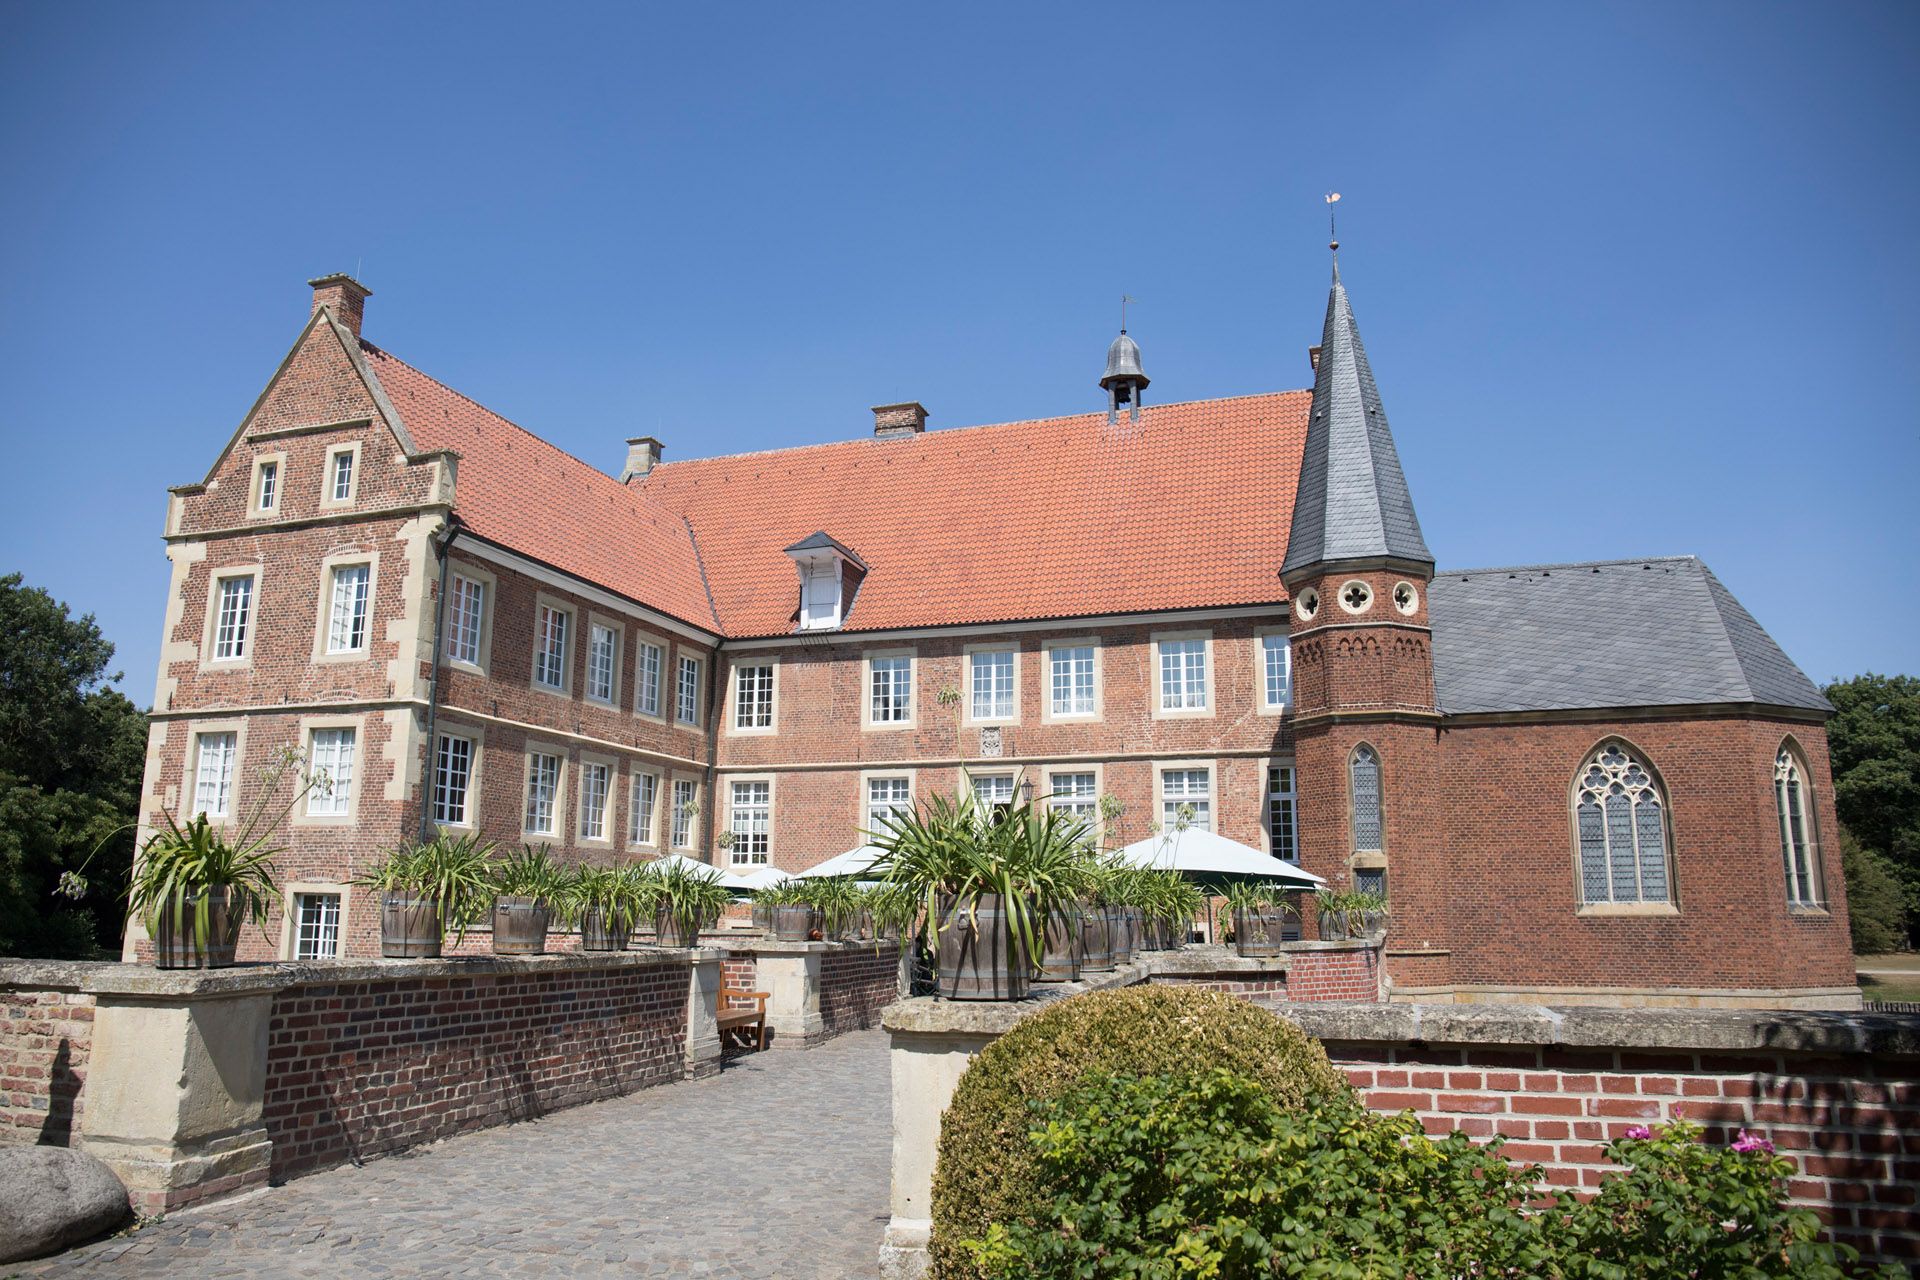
[
  {"left": 752, "top": 879, "right": 816, "bottom": 942},
  {"left": 805, "top": 876, "right": 865, "bottom": 941},
  {"left": 651, "top": 857, "right": 733, "bottom": 947},
  {"left": 491, "top": 844, "right": 567, "bottom": 955},
  {"left": 1316, "top": 887, "right": 1388, "bottom": 941},
  {"left": 355, "top": 831, "right": 496, "bottom": 958},
  {"left": 565, "top": 863, "right": 656, "bottom": 951},
  {"left": 1224, "top": 882, "right": 1298, "bottom": 958}
]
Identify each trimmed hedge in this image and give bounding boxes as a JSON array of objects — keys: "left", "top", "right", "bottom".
[{"left": 928, "top": 985, "right": 1349, "bottom": 1279}]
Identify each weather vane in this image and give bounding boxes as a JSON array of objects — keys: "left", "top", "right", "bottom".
[
  {"left": 1326, "top": 191, "right": 1341, "bottom": 253},
  {"left": 1121, "top": 294, "right": 1136, "bottom": 334}
]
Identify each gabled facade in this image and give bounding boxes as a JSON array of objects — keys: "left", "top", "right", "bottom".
[{"left": 129, "top": 268, "right": 1856, "bottom": 1009}]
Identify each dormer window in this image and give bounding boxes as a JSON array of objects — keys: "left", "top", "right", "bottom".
[{"left": 783, "top": 531, "right": 867, "bottom": 633}]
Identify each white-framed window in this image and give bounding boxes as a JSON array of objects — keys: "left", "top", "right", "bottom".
[
  {"left": 255, "top": 459, "right": 279, "bottom": 513},
  {"left": 192, "top": 731, "right": 238, "bottom": 818},
  {"left": 292, "top": 892, "right": 342, "bottom": 960},
  {"left": 675, "top": 654, "right": 702, "bottom": 725},
  {"left": 329, "top": 448, "right": 356, "bottom": 502},
  {"left": 1572, "top": 742, "right": 1672, "bottom": 906},
  {"left": 533, "top": 603, "right": 571, "bottom": 691},
  {"left": 579, "top": 761, "right": 611, "bottom": 841},
  {"left": 670, "top": 779, "right": 698, "bottom": 849},
  {"left": 586, "top": 623, "right": 618, "bottom": 704},
  {"left": 869, "top": 655, "right": 912, "bottom": 724},
  {"left": 1266, "top": 764, "right": 1297, "bottom": 861},
  {"left": 306, "top": 727, "right": 357, "bottom": 817},
  {"left": 629, "top": 772, "right": 659, "bottom": 846},
  {"left": 729, "top": 780, "right": 770, "bottom": 866},
  {"left": 971, "top": 772, "right": 1016, "bottom": 808},
  {"left": 969, "top": 648, "right": 1015, "bottom": 721},
  {"left": 212, "top": 574, "right": 255, "bottom": 661},
  {"left": 1259, "top": 632, "right": 1291, "bottom": 711},
  {"left": 1157, "top": 638, "right": 1209, "bottom": 712},
  {"left": 525, "top": 751, "right": 562, "bottom": 835},
  {"left": 326, "top": 563, "right": 372, "bottom": 654},
  {"left": 433, "top": 733, "right": 474, "bottom": 826},
  {"left": 866, "top": 776, "right": 912, "bottom": 833},
  {"left": 635, "top": 642, "right": 663, "bottom": 717},
  {"left": 448, "top": 574, "right": 486, "bottom": 667},
  {"left": 1048, "top": 645, "right": 1096, "bottom": 718},
  {"left": 1351, "top": 745, "right": 1382, "bottom": 853},
  {"left": 1161, "top": 768, "right": 1212, "bottom": 833},
  {"left": 1048, "top": 771, "right": 1098, "bottom": 823},
  {"left": 1775, "top": 744, "right": 1822, "bottom": 908},
  {"left": 735, "top": 664, "right": 774, "bottom": 730}
]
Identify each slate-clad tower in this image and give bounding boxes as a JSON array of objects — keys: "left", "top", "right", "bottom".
[{"left": 1281, "top": 262, "right": 1447, "bottom": 987}]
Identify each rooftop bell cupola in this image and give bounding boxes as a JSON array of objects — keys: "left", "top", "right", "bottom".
[{"left": 1100, "top": 329, "right": 1149, "bottom": 424}]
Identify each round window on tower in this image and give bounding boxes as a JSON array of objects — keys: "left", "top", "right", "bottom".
[
  {"left": 1295, "top": 587, "right": 1320, "bottom": 621},
  {"left": 1392, "top": 581, "right": 1418, "bottom": 615},
  {"left": 1338, "top": 580, "right": 1373, "bottom": 615}
]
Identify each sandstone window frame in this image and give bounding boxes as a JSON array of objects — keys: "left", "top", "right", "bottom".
[
  {"left": 964, "top": 767, "right": 1019, "bottom": 811},
  {"left": 183, "top": 719, "right": 248, "bottom": 823},
  {"left": 1568, "top": 737, "right": 1680, "bottom": 917},
  {"left": 200, "top": 565, "right": 261, "bottom": 671},
  {"left": 445, "top": 564, "right": 496, "bottom": 676},
  {"left": 673, "top": 649, "right": 705, "bottom": 728},
  {"left": 312, "top": 551, "right": 379, "bottom": 662},
  {"left": 249, "top": 451, "right": 286, "bottom": 519},
  {"left": 1154, "top": 760, "right": 1215, "bottom": 835},
  {"left": 863, "top": 648, "right": 917, "bottom": 731},
  {"left": 1774, "top": 737, "right": 1826, "bottom": 912},
  {"left": 1254, "top": 627, "right": 1292, "bottom": 715},
  {"left": 584, "top": 614, "right": 624, "bottom": 708},
  {"left": 1043, "top": 764, "right": 1103, "bottom": 832},
  {"left": 530, "top": 593, "right": 576, "bottom": 696},
  {"left": 668, "top": 774, "right": 702, "bottom": 851},
  {"left": 628, "top": 768, "right": 662, "bottom": 849},
  {"left": 725, "top": 774, "right": 775, "bottom": 867},
  {"left": 964, "top": 643, "right": 1020, "bottom": 726},
  {"left": 320, "top": 442, "right": 361, "bottom": 508},
  {"left": 576, "top": 751, "right": 616, "bottom": 848},
  {"left": 1041, "top": 637, "right": 1101, "bottom": 724},
  {"left": 278, "top": 882, "right": 351, "bottom": 961},
  {"left": 1151, "top": 630, "right": 1214, "bottom": 719},
  {"left": 727, "top": 658, "right": 779, "bottom": 736},
  {"left": 634, "top": 639, "right": 665, "bottom": 721},
  {"left": 521, "top": 742, "right": 568, "bottom": 840},
  {"left": 860, "top": 768, "right": 917, "bottom": 839},
  {"left": 431, "top": 727, "right": 481, "bottom": 830},
  {"left": 295, "top": 714, "right": 364, "bottom": 827}
]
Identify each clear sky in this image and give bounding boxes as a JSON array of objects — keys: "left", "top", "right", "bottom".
[{"left": 3, "top": 2, "right": 1915, "bottom": 703}]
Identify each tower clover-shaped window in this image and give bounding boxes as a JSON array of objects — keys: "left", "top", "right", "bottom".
[
  {"left": 1338, "top": 580, "right": 1373, "bottom": 615},
  {"left": 1295, "top": 587, "right": 1319, "bottom": 621},
  {"left": 1392, "top": 582, "right": 1417, "bottom": 614},
  {"left": 1573, "top": 743, "right": 1673, "bottom": 906}
]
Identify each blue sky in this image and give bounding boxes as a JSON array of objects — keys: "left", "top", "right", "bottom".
[{"left": 3, "top": 2, "right": 1915, "bottom": 700}]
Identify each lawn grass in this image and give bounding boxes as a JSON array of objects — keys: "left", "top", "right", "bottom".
[
  {"left": 1857, "top": 952, "right": 1920, "bottom": 973},
  {"left": 1859, "top": 972, "right": 1920, "bottom": 1004}
]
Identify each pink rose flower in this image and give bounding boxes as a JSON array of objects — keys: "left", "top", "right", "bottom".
[
  {"left": 1730, "top": 1129, "right": 1774, "bottom": 1154},
  {"left": 1623, "top": 1125, "right": 1652, "bottom": 1141}
]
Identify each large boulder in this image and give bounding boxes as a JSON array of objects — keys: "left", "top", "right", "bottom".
[{"left": 0, "top": 1146, "right": 130, "bottom": 1262}]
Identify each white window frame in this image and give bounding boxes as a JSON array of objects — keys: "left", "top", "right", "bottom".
[
  {"left": 727, "top": 776, "right": 774, "bottom": 867},
  {"left": 531, "top": 595, "right": 575, "bottom": 694},
  {"left": 585, "top": 615, "right": 623, "bottom": 706},
  {"left": 628, "top": 770, "right": 661, "bottom": 848},
  {"left": 669, "top": 776, "right": 701, "bottom": 850},
  {"left": 964, "top": 644, "right": 1019, "bottom": 725},
  {"left": 1570, "top": 739, "right": 1677, "bottom": 915},
  {"left": 432, "top": 730, "right": 479, "bottom": 829},
  {"left": 299, "top": 720, "right": 360, "bottom": 824},
  {"left": 1044, "top": 766, "right": 1102, "bottom": 833},
  {"left": 1155, "top": 761, "right": 1215, "bottom": 835},
  {"left": 321, "top": 442, "right": 361, "bottom": 507},
  {"left": 634, "top": 640, "right": 664, "bottom": 719},
  {"left": 1041, "top": 638, "right": 1101, "bottom": 723},
  {"left": 730, "top": 660, "right": 778, "bottom": 735},
  {"left": 1775, "top": 740, "right": 1825, "bottom": 910},
  {"left": 1151, "top": 631, "right": 1214, "bottom": 718},
  {"left": 674, "top": 651, "right": 705, "bottom": 727},
  {"left": 863, "top": 649, "right": 916, "bottom": 730},
  {"left": 322, "top": 561, "right": 374, "bottom": 656},
  {"left": 966, "top": 769, "right": 1018, "bottom": 810},
  {"left": 203, "top": 568, "right": 259, "bottom": 667},
  {"left": 279, "top": 882, "right": 351, "bottom": 961},
  {"left": 522, "top": 747, "right": 566, "bottom": 839},
  {"left": 861, "top": 770, "right": 916, "bottom": 837},
  {"left": 1255, "top": 627, "right": 1292, "bottom": 715},
  {"left": 188, "top": 727, "right": 242, "bottom": 820},
  {"left": 445, "top": 566, "right": 495, "bottom": 674},
  {"left": 577, "top": 754, "right": 614, "bottom": 845},
  {"left": 250, "top": 452, "right": 286, "bottom": 518},
  {"left": 1264, "top": 759, "right": 1298, "bottom": 861}
]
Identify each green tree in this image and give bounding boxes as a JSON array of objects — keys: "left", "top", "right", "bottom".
[
  {"left": 1842, "top": 832, "right": 1908, "bottom": 956},
  {"left": 1824, "top": 674, "right": 1920, "bottom": 949},
  {"left": 0, "top": 574, "right": 149, "bottom": 957}
]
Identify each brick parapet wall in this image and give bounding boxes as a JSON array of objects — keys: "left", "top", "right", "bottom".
[
  {"left": 820, "top": 944, "right": 901, "bottom": 1036},
  {"left": 0, "top": 987, "right": 93, "bottom": 1146},
  {"left": 262, "top": 959, "right": 692, "bottom": 1181}
]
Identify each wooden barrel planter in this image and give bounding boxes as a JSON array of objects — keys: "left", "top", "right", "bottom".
[
  {"left": 1034, "top": 904, "right": 1083, "bottom": 983},
  {"left": 492, "top": 895, "right": 551, "bottom": 955},
  {"left": 1080, "top": 904, "right": 1115, "bottom": 972},
  {"left": 1109, "top": 906, "right": 1134, "bottom": 966},
  {"left": 380, "top": 892, "right": 443, "bottom": 959},
  {"left": 580, "top": 907, "right": 631, "bottom": 951},
  {"left": 750, "top": 903, "right": 772, "bottom": 933},
  {"left": 655, "top": 908, "right": 702, "bottom": 948},
  {"left": 152, "top": 888, "right": 240, "bottom": 969},
  {"left": 1232, "top": 907, "right": 1285, "bottom": 958},
  {"left": 771, "top": 904, "right": 814, "bottom": 942},
  {"left": 935, "top": 894, "right": 1029, "bottom": 1001},
  {"left": 1318, "top": 910, "right": 1350, "bottom": 941}
]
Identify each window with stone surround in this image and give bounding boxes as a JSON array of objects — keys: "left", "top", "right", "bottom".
[
  {"left": 729, "top": 780, "right": 770, "bottom": 865},
  {"left": 670, "top": 779, "right": 699, "bottom": 849},
  {"left": 675, "top": 654, "right": 703, "bottom": 726},
  {"left": 306, "top": 727, "right": 356, "bottom": 817},
  {"left": 970, "top": 648, "right": 1015, "bottom": 721},
  {"left": 1266, "top": 764, "right": 1297, "bottom": 861},
  {"left": 1572, "top": 742, "right": 1673, "bottom": 907},
  {"left": 629, "top": 772, "right": 659, "bottom": 846},
  {"left": 448, "top": 574, "right": 486, "bottom": 667},
  {"left": 1048, "top": 644, "right": 1095, "bottom": 718},
  {"left": 533, "top": 603, "right": 571, "bottom": 691},
  {"left": 866, "top": 775, "right": 911, "bottom": 833},
  {"left": 586, "top": 623, "right": 618, "bottom": 704},
  {"left": 433, "top": 734, "right": 474, "bottom": 826},
  {"left": 192, "top": 731, "right": 237, "bottom": 817},
  {"left": 635, "top": 642, "right": 662, "bottom": 717},
  {"left": 292, "top": 892, "right": 342, "bottom": 960},
  {"left": 1047, "top": 771, "right": 1098, "bottom": 824},
  {"left": 735, "top": 664, "right": 774, "bottom": 730},
  {"left": 578, "top": 760, "right": 611, "bottom": 841},
  {"left": 869, "top": 655, "right": 912, "bottom": 725},
  {"left": 1350, "top": 745, "right": 1382, "bottom": 853},
  {"left": 1160, "top": 767, "right": 1212, "bottom": 833},
  {"left": 1260, "top": 632, "right": 1291, "bottom": 711},
  {"left": 211, "top": 574, "right": 254, "bottom": 661},
  {"left": 1157, "top": 637, "right": 1209, "bottom": 712},
  {"left": 1775, "top": 743, "right": 1823, "bottom": 908},
  {"left": 325, "top": 564, "right": 371, "bottom": 654},
  {"left": 525, "top": 751, "right": 562, "bottom": 836}
]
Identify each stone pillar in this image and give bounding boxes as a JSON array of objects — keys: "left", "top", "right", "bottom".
[
  {"left": 686, "top": 952, "right": 723, "bottom": 1079},
  {"left": 80, "top": 989, "right": 275, "bottom": 1216},
  {"left": 756, "top": 946, "right": 825, "bottom": 1047}
]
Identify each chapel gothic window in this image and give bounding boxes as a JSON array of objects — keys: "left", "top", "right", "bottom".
[
  {"left": 1573, "top": 743, "right": 1673, "bottom": 906},
  {"left": 1775, "top": 745, "right": 1822, "bottom": 908},
  {"left": 1350, "top": 745, "right": 1382, "bottom": 852}
]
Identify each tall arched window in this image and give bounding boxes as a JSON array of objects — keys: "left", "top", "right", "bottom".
[
  {"left": 1572, "top": 742, "right": 1673, "bottom": 905},
  {"left": 1350, "top": 745, "right": 1382, "bottom": 853},
  {"left": 1775, "top": 744, "right": 1822, "bottom": 907}
]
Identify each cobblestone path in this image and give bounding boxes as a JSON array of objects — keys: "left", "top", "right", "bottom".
[{"left": 22, "top": 1030, "right": 891, "bottom": 1279}]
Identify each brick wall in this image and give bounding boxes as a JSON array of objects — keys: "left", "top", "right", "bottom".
[
  {"left": 0, "top": 987, "right": 93, "bottom": 1145},
  {"left": 721, "top": 955, "right": 758, "bottom": 1010},
  {"left": 1285, "top": 945, "right": 1380, "bottom": 1001},
  {"left": 820, "top": 944, "right": 900, "bottom": 1035},
  {"left": 262, "top": 959, "right": 690, "bottom": 1182}
]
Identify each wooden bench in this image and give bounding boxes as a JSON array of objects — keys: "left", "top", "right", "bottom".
[{"left": 717, "top": 986, "right": 770, "bottom": 1051}]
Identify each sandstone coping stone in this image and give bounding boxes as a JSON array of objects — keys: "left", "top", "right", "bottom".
[
  {"left": 0, "top": 1147, "right": 129, "bottom": 1263},
  {"left": 721, "top": 937, "right": 897, "bottom": 956}
]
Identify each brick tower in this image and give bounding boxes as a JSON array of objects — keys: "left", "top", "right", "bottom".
[{"left": 1281, "top": 260, "right": 1447, "bottom": 991}]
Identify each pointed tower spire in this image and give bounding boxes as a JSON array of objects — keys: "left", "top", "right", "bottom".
[{"left": 1282, "top": 262, "right": 1432, "bottom": 580}]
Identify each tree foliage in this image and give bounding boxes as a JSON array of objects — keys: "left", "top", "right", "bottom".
[
  {"left": 0, "top": 573, "right": 148, "bottom": 957},
  {"left": 1824, "top": 673, "right": 1920, "bottom": 948}
]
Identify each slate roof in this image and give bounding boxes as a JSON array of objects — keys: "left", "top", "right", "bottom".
[
  {"left": 1282, "top": 263, "right": 1433, "bottom": 576},
  {"left": 1428, "top": 556, "right": 1829, "bottom": 715}
]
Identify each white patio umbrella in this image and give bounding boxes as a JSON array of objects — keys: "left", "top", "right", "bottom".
[
  {"left": 794, "top": 844, "right": 886, "bottom": 880},
  {"left": 1114, "top": 829, "right": 1324, "bottom": 888},
  {"left": 647, "top": 852, "right": 756, "bottom": 891},
  {"left": 730, "top": 866, "right": 797, "bottom": 891}
]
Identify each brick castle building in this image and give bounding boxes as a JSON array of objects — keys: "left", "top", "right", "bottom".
[{"left": 128, "top": 264, "right": 1856, "bottom": 1008}]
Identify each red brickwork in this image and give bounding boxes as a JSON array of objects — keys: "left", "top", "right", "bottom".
[
  {"left": 0, "top": 988, "right": 92, "bottom": 1145},
  {"left": 820, "top": 944, "right": 901, "bottom": 1036},
  {"left": 1284, "top": 946, "right": 1380, "bottom": 1002},
  {"left": 1327, "top": 1042, "right": 1919, "bottom": 1267},
  {"left": 1155, "top": 974, "right": 1291, "bottom": 1002},
  {"left": 721, "top": 955, "right": 759, "bottom": 1010},
  {"left": 262, "top": 962, "right": 689, "bottom": 1181}
]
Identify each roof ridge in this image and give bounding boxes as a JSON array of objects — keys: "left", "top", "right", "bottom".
[{"left": 1435, "top": 554, "right": 1701, "bottom": 578}]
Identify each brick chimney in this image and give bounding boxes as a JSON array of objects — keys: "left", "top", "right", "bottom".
[
  {"left": 622, "top": 436, "right": 663, "bottom": 482},
  {"left": 872, "top": 402, "right": 928, "bottom": 438},
  {"left": 310, "top": 273, "right": 372, "bottom": 338}
]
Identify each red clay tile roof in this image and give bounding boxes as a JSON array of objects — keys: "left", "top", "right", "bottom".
[
  {"left": 643, "top": 394, "right": 1311, "bottom": 637},
  {"left": 362, "top": 343, "right": 721, "bottom": 632}
]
